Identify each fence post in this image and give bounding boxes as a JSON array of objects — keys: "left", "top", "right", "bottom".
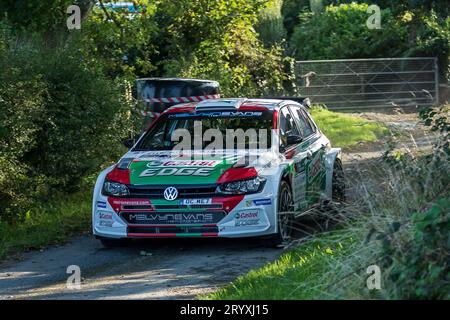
[{"left": 434, "top": 57, "right": 439, "bottom": 106}]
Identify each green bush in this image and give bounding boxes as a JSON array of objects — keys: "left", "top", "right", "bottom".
[
  {"left": 402, "top": 13, "right": 450, "bottom": 82},
  {"left": 0, "top": 31, "right": 132, "bottom": 221},
  {"left": 291, "top": 3, "right": 409, "bottom": 60},
  {"left": 0, "top": 53, "right": 48, "bottom": 219},
  {"left": 255, "top": 0, "right": 287, "bottom": 47},
  {"left": 281, "top": 0, "right": 311, "bottom": 39},
  {"left": 378, "top": 197, "right": 450, "bottom": 299},
  {"left": 79, "top": 2, "right": 160, "bottom": 78},
  {"left": 158, "top": 0, "right": 287, "bottom": 97},
  {"left": 288, "top": 2, "right": 449, "bottom": 81}
]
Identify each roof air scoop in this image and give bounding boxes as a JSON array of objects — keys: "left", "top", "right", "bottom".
[{"left": 195, "top": 98, "right": 247, "bottom": 112}]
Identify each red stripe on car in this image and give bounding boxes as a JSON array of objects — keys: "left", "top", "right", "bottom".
[
  {"left": 106, "top": 167, "right": 130, "bottom": 184},
  {"left": 127, "top": 233, "right": 218, "bottom": 238},
  {"left": 216, "top": 167, "right": 258, "bottom": 184},
  {"left": 239, "top": 105, "right": 268, "bottom": 111},
  {"left": 212, "top": 196, "right": 244, "bottom": 213},
  {"left": 272, "top": 109, "right": 279, "bottom": 129}
]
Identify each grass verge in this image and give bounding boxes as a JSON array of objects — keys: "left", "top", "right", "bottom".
[
  {"left": 203, "top": 231, "right": 354, "bottom": 300},
  {"left": 310, "top": 107, "right": 388, "bottom": 148},
  {"left": 0, "top": 192, "right": 91, "bottom": 261}
]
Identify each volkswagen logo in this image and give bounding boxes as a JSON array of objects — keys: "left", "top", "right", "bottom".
[{"left": 163, "top": 187, "right": 178, "bottom": 201}]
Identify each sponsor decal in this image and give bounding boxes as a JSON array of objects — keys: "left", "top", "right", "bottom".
[
  {"left": 169, "top": 111, "right": 262, "bottom": 118},
  {"left": 139, "top": 167, "right": 214, "bottom": 177},
  {"left": 234, "top": 210, "right": 260, "bottom": 226},
  {"left": 309, "top": 156, "right": 322, "bottom": 178},
  {"left": 253, "top": 198, "right": 272, "bottom": 206},
  {"left": 245, "top": 200, "right": 253, "bottom": 207},
  {"left": 97, "top": 201, "right": 107, "bottom": 208},
  {"left": 127, "top": 212, "right": 218, "bottom": 224},
  {"left": 110, "top": 199, "right": 151, "bottom": 206},
  {"left": 235, "top": 219, "right": 259, "bottom": 227},
  {"left": 99, "top": 212, "right": 113, "bottom": 220},
  {"left": 235, "top": 211, "right": 259, "bottom": 219},
  {"left": 180, "top": 198, "right": 212, "bottom": 205},
  {"left": 98, "top": 211, "right": 114, "bottom": 227},
  {"left": 99, "top": 220, "right": 114, "bottom": 227},
  {"left": 145, "top": 160, "right": 222, "bottom": 167}
]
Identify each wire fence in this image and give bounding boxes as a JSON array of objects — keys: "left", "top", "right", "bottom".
[{"left": 295, "top": 57, "right": 439, "bottom": 110}]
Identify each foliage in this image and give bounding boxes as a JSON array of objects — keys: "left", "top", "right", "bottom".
[
  {"left": 376, "top": 198, "right": 450, "bottom": 299},
  {"left": 79, "top": 1, "right": 159, "bottom": 78},
  {"left": 255, "top": 0, "right": 287, "bottom": 47},
  {"left": 0, "top": 191, "right": 92, "bottom": 261},
  {"left": 281, "top": 0, "right": 311, "bottom": 38},
  {"left": 0, "top": 0, "right": 94, "bottom": 42},
  {"left": 0, "top": 46, "right": 48, "bottom": 218},
  {"left": 158, "top": 0, "right": 287, "bottom": 97},
  {"left": 287, "top": 1, "right": 449, "bottom": 80},
  {"left": 324, "top": 0, "right": 449, "bottom": 18},
  {"left": 0, "top": 30, "right": 132, "bottom": 221},
  {"left": 291, "top": 3, "right": 409, "bottom": 60},
  {"left": 402, "top": 13, "right": 450, "bottom": 82}
]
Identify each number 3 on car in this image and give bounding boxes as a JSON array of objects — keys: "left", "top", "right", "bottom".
[{"left": 92, "top": 98, "right": 345, "bottom": 247}]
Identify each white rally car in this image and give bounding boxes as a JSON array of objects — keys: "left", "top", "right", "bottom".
[{"left": 92, "top": 98, "right": 345, "bottom": 246}]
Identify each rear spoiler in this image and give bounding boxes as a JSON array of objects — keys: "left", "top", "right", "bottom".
[{"left": 263, "top": 96, "right": 311, "bottom": 109}]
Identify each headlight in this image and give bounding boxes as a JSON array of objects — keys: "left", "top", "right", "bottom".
[
  {"left": 102, "top": 180, "right": 130, "bottom": 197},
  {"left": 217, "top": 176, "right": 266, "bottom": 195}
]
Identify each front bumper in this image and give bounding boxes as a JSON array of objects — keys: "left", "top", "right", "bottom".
[{"left": 92, "top": 191, "right": 277, "bottom": 239}]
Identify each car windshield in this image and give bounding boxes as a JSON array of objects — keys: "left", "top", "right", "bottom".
[{"left": 134, "top": 110, "right": 273, "bottom": 151}]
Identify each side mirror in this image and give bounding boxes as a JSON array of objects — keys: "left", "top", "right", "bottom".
[
  {"left": 287, "top": 134, "right": 302, "bottom": 146},
  {"left": 124, "top": 133, "right": 142, "bottom": 149},
  {"left": 123, "top": 138, "right": 135, "bottom": 149}
]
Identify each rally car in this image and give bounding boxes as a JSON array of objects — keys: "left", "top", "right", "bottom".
[{"left": 92, "top": 98, "right": 345, "bottom": 247}]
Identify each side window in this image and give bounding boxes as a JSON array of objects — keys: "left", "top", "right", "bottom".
[
  {"left": 291, "top": 106, "right": 314, "bottom": 138},
  {"left": 301, "top": 109, "right": 318, "bottom": 134},
  {"left": 279, "top": 107, "right": 299, "bottom": 150}
]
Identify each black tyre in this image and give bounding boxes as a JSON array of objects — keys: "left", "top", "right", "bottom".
[
  {"left": 332, "top": 159, "right": 345, "bottom": 203},
  {"left": 99, "top": 237, "right": 130, "bottom": 248},
  {"left": 267, "top": 180, "right": 294, "bottom": 247}
]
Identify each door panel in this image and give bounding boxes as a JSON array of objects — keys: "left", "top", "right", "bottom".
[
  {"left": 290, "top": 106, "right": 327, "bottom": 207},
  {"left": 279, "top": 106, "right": 306, "bottom": 212}
]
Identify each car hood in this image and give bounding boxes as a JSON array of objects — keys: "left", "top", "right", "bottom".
[{"left": 121, "top": 150, "right": 280, "bottom": 185}]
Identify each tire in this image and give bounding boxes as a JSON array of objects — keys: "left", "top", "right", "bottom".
[
  {"left": 99, "top": 237, "right": 130, "bottom": 248},
  {"left": 267, "top": 180, "right": 294, "bottom": 247},
  {"left": 332, "top": 159, "right": 345, "bottom": 203}
]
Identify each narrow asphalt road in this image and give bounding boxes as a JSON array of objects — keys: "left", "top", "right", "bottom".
[{"left": 0, "top": 236, "right": 281, "bottom": 300}]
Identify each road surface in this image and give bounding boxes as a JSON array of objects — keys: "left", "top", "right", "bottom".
[{"left": 0, "top": 236, "right": 282, "bottom": 300}]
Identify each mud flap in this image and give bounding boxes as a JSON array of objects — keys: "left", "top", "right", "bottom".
[{"left": 324, "top": 148, "right": 341, "bottom": 199}]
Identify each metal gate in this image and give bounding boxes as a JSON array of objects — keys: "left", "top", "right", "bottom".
[{"left": 295, "top": 57, "right": 439, "bottom": 110}]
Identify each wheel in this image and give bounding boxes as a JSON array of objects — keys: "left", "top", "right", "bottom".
[
  {"left": 99, "top": 237, "right": 130, "bottom": 248},
  {"left": 331, "top": 159, "right": 345, "bottom": 203},
  {"left": 266, "top": 180, "right": 294, "bottom": 247}
]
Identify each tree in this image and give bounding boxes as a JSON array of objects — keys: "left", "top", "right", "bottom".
[{"left": 0, "top": 0, "right": 94, "bottom": 43}]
